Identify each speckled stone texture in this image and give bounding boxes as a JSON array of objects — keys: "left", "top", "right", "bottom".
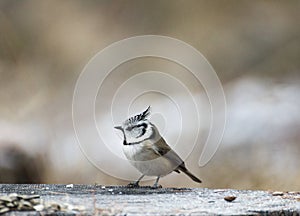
[{"left": 0, "top": 184, "right": 300, "bottom": 215}]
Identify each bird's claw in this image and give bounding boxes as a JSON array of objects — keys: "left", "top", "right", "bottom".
[
  {"left": 127, "top": 182, "right": 140, "bottom": 188},
  {"left": 151, "top": 184, "right": 162, "bottom": 189}
]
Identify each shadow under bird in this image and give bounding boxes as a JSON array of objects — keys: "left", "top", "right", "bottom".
[{"left": 114, "top": 106, "right": 202, "bottom": 188}]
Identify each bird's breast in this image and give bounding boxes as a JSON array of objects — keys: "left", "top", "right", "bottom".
[
  {"left": 122, "top": 140, "right": 158, "bottom": 161},
  {"left": 122, "top": 140, "right": 176, "bottom": 176}
]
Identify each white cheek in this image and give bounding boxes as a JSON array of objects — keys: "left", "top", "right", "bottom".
[
  {"left": 126, "top": 128, "right": 153, "bottom": 143},
  {"left": 143, "top": 128, "right": 153, "bottom": 139}
]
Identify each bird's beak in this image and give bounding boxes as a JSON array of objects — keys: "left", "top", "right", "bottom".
[{"left": 114, "top": 126, "right": 123, "bottom": 131}]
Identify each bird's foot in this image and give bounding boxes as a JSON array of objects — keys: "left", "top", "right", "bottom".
[
  {"left": 151, "top": 184, "right": 162, "bottom": 189},
  {"left": 127, "top": 182, "right": 140, "bottom": 188}
]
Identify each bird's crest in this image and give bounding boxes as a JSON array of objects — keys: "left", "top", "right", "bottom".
[{"left": 126, "top": 106, "right": 151, "bottom": 125}]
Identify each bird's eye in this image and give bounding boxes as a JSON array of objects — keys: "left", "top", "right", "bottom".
[{"left": 126, "top": 126, "right": 132, "bottom": 131}]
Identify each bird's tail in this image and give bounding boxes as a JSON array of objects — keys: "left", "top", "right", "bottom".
[{"left": 179, "top": 165, "right": 202, "bottom": 183}]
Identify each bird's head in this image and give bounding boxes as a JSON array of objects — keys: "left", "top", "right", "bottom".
[{"left": 114, "top": 106, "right": 156, "bottom": 144}]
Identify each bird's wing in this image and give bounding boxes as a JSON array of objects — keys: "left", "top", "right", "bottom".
[{"left": 152, "top": 137, "right": 184, "bottom": 169}]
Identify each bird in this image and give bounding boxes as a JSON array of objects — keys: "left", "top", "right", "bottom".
[{"left": 114, "top": 106, "right": 202, "bottom": 188}]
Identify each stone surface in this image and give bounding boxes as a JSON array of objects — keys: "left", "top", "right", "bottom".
[{"left": 0, "top": 184, "right": 299, "bottom": 215}]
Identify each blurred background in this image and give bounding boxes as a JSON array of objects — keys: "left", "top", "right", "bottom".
[{"left": 0, "top": 0, "right": 299, "bottom": 190}]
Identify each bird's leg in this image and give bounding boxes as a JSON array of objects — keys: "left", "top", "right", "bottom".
[
  {"left": 151, "top": 176, "right": 162, "bottom": 188},
  {"left": 127, "top": 174, "right": 145, "bottom": 187}
]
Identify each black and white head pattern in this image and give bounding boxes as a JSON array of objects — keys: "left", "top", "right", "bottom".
[{"left": 122, "top": 106, "right": 155, "bottom": 144}]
